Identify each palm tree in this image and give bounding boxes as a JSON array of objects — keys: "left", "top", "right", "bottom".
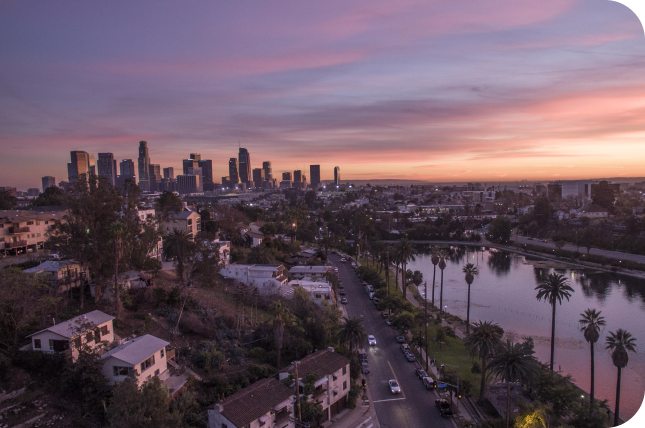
[
  {"left": 606, "top": 329, "right": 637, "bottom": 426},
  {"left": 438, "top": 250, "right": 448, "bottom": 314},
  {"left": 396, "top": 238, "right": 417, "bottom": 299},
  {"left": 462, "top": 263, "right": 478, "bottom": 334},
  {"left": 579, "top": 308, "right": 606, "bottom": 412},
  {"left": 464, "top": 321, "right": 503, "bottom": 403},
  {"left": 488, "top": 340, "right": 539, "bottom": 428},
  {"left": 270, "top": 301, "right": 287, "bottom": 368},
  {"left": 337, "top": 317, "right": 367, "bottom": 354},
  {"left": 535, "top": 273, "right": 574, "bottom": 371},
  {"left": 163, "top": 229, "right": 195, "bottom": 283},
  {"left": 431, "top": 247, "right": 440, "bottom": 308}
]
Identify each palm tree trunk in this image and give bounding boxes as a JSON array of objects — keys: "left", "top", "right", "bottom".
[
  {"left": 479, "top": 358, "right": 487, "bottom": 402},
  {"left": 432, "top": 265, "right": 436, "bottom": 308},
  {"left": 466, "top": 283, "right": 471, "bottom": 334},
  {"left": 590, "top": 342, "right": 595, "bottom": 413},
  {"left": 506, "top": 381, "right": 512, "bottom": 428},
  {"left": 550, "top": 301, "right": 556, "bottom": 371},
  {"left": 402, "top": 261, "right": 407, "bottom": 299},
  {"left": 439, "top": 269, "right": 444, "bottom": 314},
  {"left": 614, "top": 366, "right": 621, "bottom": 426},
  {"left": 425, "top": 280, "right": 428, "bottom": 371}
]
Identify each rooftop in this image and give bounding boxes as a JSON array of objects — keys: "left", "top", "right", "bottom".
[
  {"left": 24, "top": 260, "right": 77, "bottom": 274},
  {"left": 289, "top": 266, "right": 331, "bottom": 274},
  {"left": 28, "top": 310, "right": 114, "bottom": 339},
  {"left": 217, "top": 378, "right": 293, "bottom": 428},
  {"left": 100, "top": 334, "right": 169, "bottom": 365},
  {"left": 287, "top": 350, "right": 349, "bottom": 378},
  {"left": 0, "top": 209, "right": 66, "bottom": 222}
]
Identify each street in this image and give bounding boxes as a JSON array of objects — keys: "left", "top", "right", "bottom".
[{"left": 330, "top": 254, "right": 454, "bottom": 428}]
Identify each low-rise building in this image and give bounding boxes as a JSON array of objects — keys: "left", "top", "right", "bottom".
[
  {"left": 26, "top": 310, "right": 114, "bottom": 362},
  {"left": 207, "top": 377, "right": 295, "bottom": 428},
  {"left": 160, "top": 210, "right": 201, "bottom": 238},
  {"left": 576, "top": 204, "right": 609, "bottom": 219},
  {"left": 220, "top": 264, "right": 288, "bottom": 293},
  {"left": 0, "top": 209, "right": 66, "bottom": 255},
  {"left": 23, "top": 259, "right": 88, "bottom": 293},
  {"left": 288, "top": 265, "right": 332, "bottom": 280},
  {"left": 286, "top": 280, "right": 335, "bottom": 306},
  {"left": 100, "top": 334, "right": 169, "bottom": 387}
]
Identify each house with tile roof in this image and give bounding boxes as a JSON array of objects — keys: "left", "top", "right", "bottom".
[
  {"left": 160, "top": 209, "right": 201, "bottom": 238},
  {"left": 23, "top": 259, "right": 88, "bottom": 293},
  {"left": 220, "top": 264, "right": 288, "bottom": 294},
  {"left": 100, "top": 334, "right": 170, "bottom": 387},
  {"left": 280, "top": 349, "right": 351, "bottom": 425},
  {"left": 207, "top": 377, "right": 294, "bottom": 428},
  {"left": 26, "top": 310, "right": 114, "bottom": 362}
]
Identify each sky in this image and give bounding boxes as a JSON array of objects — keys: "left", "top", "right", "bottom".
[{"left": 1, "top": 0, "right": 645, "bottom": 189}]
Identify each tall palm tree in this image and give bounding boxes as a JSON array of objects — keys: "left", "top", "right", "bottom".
[
  {"left": 431, "top": 247, "right": 440, "bottom": 308},
  {"left": 579, "top": 308, "right": 606, "bottom": 412},
  {"left": 337, "top": 317, "right": 367, "bottom": 354},
  {"left": 489, "top": 340, "right": 539, "bottom": 428},
  {"left": 438, "top": 250, "right": 448, "bottom": 314},
  {"left": 464, "top": 321, "right": 503, "bottom": 403},
  {"left": 535, "top": 272, "right": 574, "bottom": 371},
  {"left": 462, "top": 263, "right": 478, "bottom": 334},
  {"left": 163, "top": 229, "right": 195, "bottom": 283},
  {"left": 606, "top": 329, "right": 637, "bottom": 426},
  {"left": 396, "top": 238, "right": 416, "bottom": 299},
  {"left": 270, "top": 301, "right": 288, "bottom": 368}
]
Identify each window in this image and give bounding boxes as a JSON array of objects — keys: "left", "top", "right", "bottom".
[
  {"left": 49, "top": 339, "right": 54, "bottom": 350},
  {"left": 45, "top": 221, "right": 49, "bottom": 225},
  {"left": 101, "top": 325, "right": 109, "bottom": 335},
  {"left": 140, "top": 355, "right": 155, "bottom": 372},
  {"left": 222, "top": 424, "right": 228, "bottom": 428},
  {"left": 27, "top": 220, "right": 34, "bottom": 225},
  {"left": 34, "top": 339, "right": 41, "bottom": 349},
  {"left": 187, "top": 219, "right": 192, "bottom": 225},
  {"left": 343, "top": 366, "right": 347, "bottom": 375},
  {"left": 113, "top": 366, "right": 131, "bottom": 376},
  {"left": 36, "top": 221, "right": 40, "bottom": 225},
  {"left": 37, "top": 233, "right": 41, "bottom": 237},
  {"left": 343, "top": 381, "right": 347, "bottom": 390},
  {"left": 154, "top": 369, "right": 160, "bottom": 376},
  {"left": 86, "top": 332, "right": 94, "bottom": 343},
  {"left": 160, "top": 348, "right": 165, "bottom": 358},
  {"left": 332, "top": 375, "right": 337, "bottom": 381},
  {"left": 0, "top": 238, "right": 4, "bottom": 242}
]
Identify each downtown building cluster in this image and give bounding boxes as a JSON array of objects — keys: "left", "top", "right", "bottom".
[{"left": 54, "top": 142, "right": 341, "bottom": 195}]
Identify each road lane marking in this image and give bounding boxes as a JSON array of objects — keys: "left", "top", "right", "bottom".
[
  {"left": 372, "top": 397, "right": 406, "bottom": 403},
  {"left": 387, "top": 360, "right": 406, "bottom": 399}
]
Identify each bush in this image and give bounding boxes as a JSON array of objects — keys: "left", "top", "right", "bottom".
[
  {"left": 193, "top": 341, "right": 225, "bottom": 373},
  {"left": 249, "top": 347, "right": 267, "bottom": 360},
  {"left": 347, "top": 383, "right": 362, "bottom": 409},
  {"left": 445, "top": 327, "right": 457, "bottom": 338},
  {"left": 152, "top": 288, "right": 168, "bottom": 307}
]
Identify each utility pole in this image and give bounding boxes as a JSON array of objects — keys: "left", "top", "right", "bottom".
[
  {"left": 386, "top": 251, "right": 390, "bottom": 296},
  {"left": 424, "top": 281, "right": 428, "bottom": 371},
  {"left": 295, "top": 361, "right": 302, "bottom": 424}
]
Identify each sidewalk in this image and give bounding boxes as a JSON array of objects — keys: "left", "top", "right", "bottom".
[{"left": 324, "top": 399, "right": 380, "bottom": 428}]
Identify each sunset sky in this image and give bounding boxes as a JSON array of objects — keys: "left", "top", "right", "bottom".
[{"left": 1, "top": 0, "right": 645, "bottom": 188}]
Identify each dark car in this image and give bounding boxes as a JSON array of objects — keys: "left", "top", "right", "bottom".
[
  {"left": 395, "top": 335, "right": 406, "bottom": 343},
  {"left": 339, "top": 289, "right": 346, "bottom": 295},
  {"left": 415, "top": 368, "right": 427, "bottom": 379},
  {"left": 436, "top": 399, "right": 453, "bottom": 417},
  {"left": 381, "top": 311, "right": 388, "bottom": 319},
  {"left": 405, "top": 352, "right": 416, "bottom": 362},
  {"left": 361, "top": 362, "right": 370, "bottom": 374},
  {"left": 373, "top": 297, "right": 380, "bottom": 306}
]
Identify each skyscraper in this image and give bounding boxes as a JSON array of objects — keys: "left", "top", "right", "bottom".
[
  {"left": 88, "top": 154, "right": 96, "bottom": 175},
  {"left": 229, "top": 158, "right": 240, "bottom": 185},
  {"left": 190, "top": 153, "right": 202, "bottom": 161},
  {"left": 183, "top": 158, "right": 198, "bottom": 175},
  {"left": 238, "top": 148, "right": 252, "bottom": 185},
  {"left": 41, "top": 176, "right": 56, "bottom": 192},
  {"left": 310, "top": 165, "right": 321, "bottom": 189},
  {"left": 117, "top": 159, "right": 136, "bottom": 188},
  {"left": 149, "top": 164, "right": 162, "bottom": 192},
  {"left": 282, "top": 172, "right": 292, "bottom": 181},
  {"left": 163, "top": 167, "right": 174, "bottom": 179},
  {"left": 198, "top": 159, "right": 213, "bottom": 191},
  {"left": 334, "top": 166, "right": 340, "bottom": 186},
  {"left": 67, "top": 151, "right": 90, "bottom": 182},
  {"left": 97, "top": 153, "right": 117, "bottom": 186},
  {"left": 252, "top": 168, "right": 265, "bottom": 189},
  {"left": 262, "top": 161, "right": 273, "bottom": 188},
  {"left": 138, "top": 141, "right": 151, "bottom": 191},
  {"left": 293, "top": 170, "right": 307, "bottom": 189}
]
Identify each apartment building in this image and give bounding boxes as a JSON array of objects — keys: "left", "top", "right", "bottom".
[
  {"left": 220, "top": 264, "right": 288, "bottom": 293},
  {"left": 160, "top": 210, "right": 201, "bottom": 238},
  {"left": 0, "top": 210, "right": 66, "bottom": 255}
]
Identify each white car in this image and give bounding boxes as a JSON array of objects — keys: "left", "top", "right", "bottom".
[
  {"left": 368, "top": 335, "right": 377, "bottom": 346},
  {"left": 389, "top": 379, "right": 401, "bottom": 394}
]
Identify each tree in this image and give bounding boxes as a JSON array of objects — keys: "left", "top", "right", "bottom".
[
  {"left": 464, "top": 320, "right": 503, "bottom": 402},
  {"left": 163, "top": 230, "right": 196, "bottom": 283},
  {"left": 0, "top": 189, "right": 17, "bottom": 210},
  {"left": 61, "top": 349, "right": 111, "bottom": 420},
  {"left": 605, "top": 329, "right": 637, "bottom": 426},
  {"left": 412, "top": 270, "right": 423, "bottom": 286},
  {"left": 431, "top": 247, "right": 440, "bottom": 308},
  {"left": 592, "top": 181, "right": 616, "bottom": 210},
  {"left": 273, "top": 307, "right": 285, "bottom": 368},
  {"left": 154, "top": 191, "right": 183, "bottom": 221},
  {"left": 337, "top": 317, "right": 367, "bottom": 354},
  {"left": 106, "top": 377, "right": 180, "bottom": 428},
  {"left": 462, "top": 263, "right": 478, "bottom": 334},
  {"left": 579, "top": 308, "right": 606, "bottom": 413},
  {"left": 486, "top": 216, "right": 512, "bottom": 243},
  {"left": 395, "top": 238, "right": 416, "bottom": 299},
  {"left": 535, "top": 273, "right": 574, "bottom": 371},
  {"left": 488, "top": 339, "right": 539, "bottom": 428},
  {"left": 33, "top": 186, "right": 66, "bottom": 206},
  {"left": 438, "top": 250, "right": 448, "bottom": 314}
]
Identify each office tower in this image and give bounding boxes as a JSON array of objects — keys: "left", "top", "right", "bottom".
[
  {"left": 27, "top": 188, "right": 40, "bottom": 197},
  {"left": 239, "top": 147, "right": 252, "bottom": 185},
  {"left": 120, "top": 159, "right": 136, "bottom": 178},
  {"left": 252, "top": 168, "right": 265, "bottom": 189},
  {"left": 159, "top": 178, "right": 176, "bottom": 192},
  {"left": 97, "top": 153, "right": 117, "bottom": 186},
  {"left": 177, "top": 174, "right": 200, "bottom": 195},
  {"left": 149, "top": 164, "right": 162, "bottom": 192},
  {"left": 186, "top": 166, "right": 203, "bottom": 192},
  {"left": 88, "top": 154, "right": 96, "bottom": 175},
  {"left": 282, "top": 172, "right": 292, "bottom": 181},
  {"left": 190, "top": 153, "right": 201, "bottom": 161},
  {"left": 163, "top": 167, "right": 174, "bottom": 179},
  {"left": 183, "top": 158, "right": 198, "bottom": 175},
  {"left": 310, "top": 165, "right": 321, "bottom": 189},
  {"left": 229, "top": 158, "right": 240, "bottom": 185},
  {"left": 41, "top": 176, "right": 56, "bottom": 192},
  {"left": 262, "top": 161, "right": 273, "bottom": 188},
  {"left": 221, "top": 176, "right": 230, "bottom": 188},
  {"left": 334, "top": 166, "right": 340, "bottom": 186},
  {"left": 138, "top": 141, "right": 151, "bottom": 191},
  {"left": 67, "top": 151, "right": 90, "bottom": 182},
  {"left": 198, "top": 159, "right": 213, "bottom": 191}
]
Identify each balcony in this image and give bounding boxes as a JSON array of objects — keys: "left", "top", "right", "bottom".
[
  {"left": 273, "top": 410, "right": 292, "bottom": 425},
  {"left": 5, "top": 240, "right": 28, "bottom": 249},
  {"left": 8, "top": 226, "right": 30, "bottom": 234},
  {"left": 311, "top": 387, "right": 327, "bottom": 401}
]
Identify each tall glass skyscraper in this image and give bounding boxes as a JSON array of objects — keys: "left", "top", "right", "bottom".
[
  {"left": 238, "top": 147, "right": 252, "bottom": 185},
  {"left": 138, "top": 141, "right": 151, "bottom": 191}
]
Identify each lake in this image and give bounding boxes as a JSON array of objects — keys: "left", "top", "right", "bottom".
[{"left": 407, "top": 246, "right": 645, "bottom": 421}]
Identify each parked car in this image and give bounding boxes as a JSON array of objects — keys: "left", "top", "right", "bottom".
[
  {"left": 381, "top": 311, "right": 389, "bottom": 319},
  {"left": 405, "top": 352, "right": 416, "bottom": 362},
  {"left": 389, "top": 379, "right": 401, "bottom": 394},
  {"left": 361, "top": 362, "right": 370, "bottom": 374},
  {"left": 415, "top": 368, "right": 427, "bottom": 379},
  {"left": 395, "top": 335, "right": 406, "bottom": 343},
  {"left": 422, "top": 377, "right": 435, "bottom": 389},
  {"left": 339, "top": 289, "right": 346, "bottom": 295},
  {"left": 373, "top": 297, "right": 380, "bottom": 306},
  {"left": 340, "top": 258, "right": 347, "bottom": 263},
  {"left": 368, "top": 335, "right": 377, "bottom": 346},
  {"left": 435, "top": 399, "right": 453, "bottom": 417},
  {"left": 341, "top": 298, "right": 348, "bottom": 304},
  {"left": 385, "top": 318, "right": 392, "bottom": 326},
  {"left": 400, "top": 343, "right": 410, "bottom": 353}
]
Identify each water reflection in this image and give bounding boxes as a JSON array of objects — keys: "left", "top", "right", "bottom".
[{"left": 487, "top": 249, "right": 511, "bottom": 276}]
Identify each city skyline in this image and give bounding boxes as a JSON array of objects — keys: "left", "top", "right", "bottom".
[{"left": 2, "top": 1, "right": 645, "bottom": 188}]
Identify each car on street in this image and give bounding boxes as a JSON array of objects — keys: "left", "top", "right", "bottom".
[
  {"left": 435, "top": 399, "right": 453, "bottom": 417},
  {"left": 385, "top": 318, "right": 392, "bottom": 326},
  {"left": 341, "top": 298, "right": 348, "bottom": 304},
  {"left": 405, "top": 351, "right": 416, "bottom": 362},
  {"left": 361, "top": 362, "right": 370, "bottom": 374},
  {"left": 373, "top": 297, "right": 380, "bottom": 306},
  {"left": 415, "top": 368, "right": 427, "bottom": 379},
  {"left": 381, "top": 311, "right": 388, "bottom": 318},
  {"left": 339, "top": 289, "right": 346, "bottom": 295},
  {"left": 422, "top": 377, "right": 435, "bottom": 389},
  {"left": 400, "top": 343, "right": 410, "bottom": 353},
  {"left": 368, "top": 335, "right": 377, "bottom": 346},
  {"left": 389, "top": 379, "right": 401, "bottom": 394},
  {"left": 340, "top": 258, "right": 347, "bottom": 263},
  {"left": 395, "top": 335, "right": 406, "bottom": 343}
]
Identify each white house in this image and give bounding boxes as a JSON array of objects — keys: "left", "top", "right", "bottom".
[
  {"left": 100, "top": 334, "right": 169, "bottom": 387},
  {"left": 207, "top": 377, "right": 294, "bottom": 428},
  {"left": 220, "top": 264, "right": 288, "bottom": 293},
  {"left": 288, "top": 265, "right": 332, "bottom": 280},
  {"left": 287, "top": 280, "right": 335, "bottom": 306},
  {"left": 26, "top": 310, "right": 114, "bottom": 362},
  {"left": 576, "top": 204, "right": 609, "bottom": 219}
]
